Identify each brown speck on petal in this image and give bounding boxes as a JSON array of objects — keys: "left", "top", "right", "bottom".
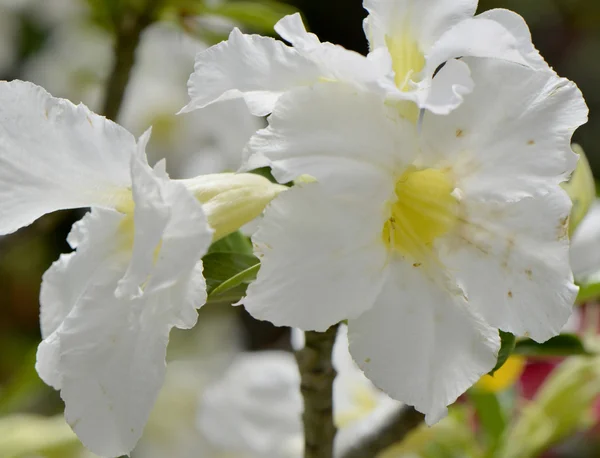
[
  {"left": 558, "top": 216, "right": 569, "bottom": 240},
  {"left": 527, "top": 139, "right": 535, "bottom": 145},
  {"left": 508, "top": 291, "right": 513, "bottom": 298},
  {"left": 456, "top": 128, "right": 464, "bottom": 138}
]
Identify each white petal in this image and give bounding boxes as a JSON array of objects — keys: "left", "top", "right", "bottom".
[
  {"left": 419, "top": 58, "right": 474, "bottom": 115},
  {"left": 242, "top": 182, "right": 389, "bottom": 331},
  {"left": 274, "top": 13, "right": 320, "bottom": 50},
  {"left": 478, "top": 8, "right": 546, "bottom": 69},
  {"left": 421, "top": 59, "right": 587, "bottom": 199},
  {"left": 115, "top": 151, "right": 170, "bottom": 299},
  {"left": 348, "top": 261, "right": 500, "bottom": 423},
  {"left": 423, "top": 17, "right": 529, "bottom": 78},
  {"left": 182, "top": 28, "right": 322, "bottom": 116},
  {"left": 0, "top": 81, "right": 134, "bottom": 235},
  {"left": 116, "top": 138, "right": 213, "bottom": 303},
  {"left": 363, "top": 0, "right": 477, "bottom": 50},
  {"left": 332, "top": 325, "right": 401, "bottom": 427},
  {"left": 37, "top": 207, "right": 207, "bottom": 457},
  {"left": 38, "top": 261, "right": 206, "bottom": 457},
  {"left": 245, "top": 83, "right": 415, "bottom": 194},
  {"left": 198, "top": 352, "right": 303, "bottom": 457},
  {"left": 570, "top": 201, "right": 600, "bottom": 281},
  {"left": 440, "top": 189, "right": 577, "bottom": 342},
  {"left": 39, "top": 209, "right": 127, "bottom": 340}
]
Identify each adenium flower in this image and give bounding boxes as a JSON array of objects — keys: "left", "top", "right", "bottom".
[
  {"left": 182, "top": 0, "right": 545, "bottom": 119},
  {"left": 0, "top": 80, "right": 283, "bottom": 457},
  {"left": 240, "top": 59, "right": 588, "bottom": 422},
  {"left": 198, "top": 325, "right": 402, "bottom": 457},
  {"left": 570, "top": 201, "right": 600, "bottom": 283}
]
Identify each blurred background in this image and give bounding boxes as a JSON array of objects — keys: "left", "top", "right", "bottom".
[{"left": 1, "top": 0, "right": 600, "bottom": 457}]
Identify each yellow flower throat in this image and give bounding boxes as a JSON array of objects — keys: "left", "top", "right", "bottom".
[{"left": 382, "top": 168, "right": 458, "bottom": 259}]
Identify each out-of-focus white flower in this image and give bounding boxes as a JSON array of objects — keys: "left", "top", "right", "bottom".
[
  {"left": 0, "top": 0, "right": 85, "bottom": 26},
  {"left": 182, "top": 1, "right": 545, "bottom": 119},
  {"left": 131, "top": 310, "right": 245, "bottom": 458},
  {"left": 570, "top": 201, "right": 600, "bottom": 282},
  {"left": 241, "top": 59, "right": 587, "bottom": 422},
  {"left": 24, "top": 21, "right": 262, "bottom": 178},
  {"left": 22, "top": 21, "right": 112, "bottom": 110},
  {"left": 198, "top": 325, "right": 402, "bottom": 458},
  {"left": 0, "top": 6, "right": 19, "bottom": 76},
  {"left": 0, "top": 81, "right": 283, "bottom": 457}
]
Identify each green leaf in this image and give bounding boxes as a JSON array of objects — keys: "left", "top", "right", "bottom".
[
  {"left": 210, "top": 263, "right": 260, "bottom": 298},
  {"left": 203, "top": 252, "right": 258, "bottom": 291},
  {"left": 204, "top": 1, "right": 299, "bottom": 33},
  {"left": 469, "top": 390, "right": 507, "bottom": 453},
  {"left": 208, "top": 230, "right": 253, "bottom": 255},
  {"left": 490, "top": 331, "right": 516, "bottom": 375},
  {"left": 576, "top": 273, "right": 600, "bottom": 303},
  {"left": 513, "top": 333, "right": 590, "bottom": 357},
  {"left": 202, "top": 252, "right": 259, "bottom": 304},
  {"left": 562, "top": 144, "right": 596, "bottom": 234}
]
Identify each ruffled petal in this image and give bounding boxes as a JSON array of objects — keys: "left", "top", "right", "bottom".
[
  {"left": 422, "top": 17, "right": 529, "bottom": 80},
  {"left": 39, "top": 209, "right": 127, "bottom": 340},
  {"left": 182, "top": 28, "right": 322, "bottom": 116},
  {"left": 421, "top": 59, "right": 587, "bottom": 199},
  {"left": 198, "top": 352, "right": 303, "bottom": 457},
  {"left": 477, "top": 8, "right": 546, "bottom": 69},
  {"left": 274, "top": 13, "right": 321, "bottom": 51},
  {"left": 245, "top": 83, "right": 414, "bottom": 195},
  {"left": 348, "top": 261, "right": 500, "bottom": 424},
  {"left": 242, "top": 182, "right": 389, "bottom": 331},
  {"left": 439, "top": 189, "right": 577, "bottom": 343},
  {"left": 0, "top": 80, "right": 134, "bottom": 235},
  {"left": 363, "top": 0, "right": 477, "bottom": 50},
  {"left": 419, "top": 58, "right": 474, "bottom": 115},
  {"left": 116, "top": 131, "right": 214, "bottom": 303},
  {"left": 36, "top": 204, "right": 207, "bottom": 456}
]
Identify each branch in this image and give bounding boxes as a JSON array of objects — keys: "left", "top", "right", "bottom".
[
  {"left": 101, "top": 0, "right": 163, "bottom": 120},
  {"left": 339, "top": 405, "right": 424, "bottom": 458},
  {"left": 295, "top": 325, "right": 339, "bottom": 458}
]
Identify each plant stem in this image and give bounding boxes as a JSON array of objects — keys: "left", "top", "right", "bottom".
[
  {"left": 101, "top": 0, "right": 162, "bottom": 121},
  {"left": 295, "top": 324, "right": 339, "bottom": 458},
  {"left": 339, "top": 405, "right": 424, "bottom": 458}
]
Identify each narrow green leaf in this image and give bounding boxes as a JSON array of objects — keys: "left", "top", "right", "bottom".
[
  {"left": 513, "top": 334, "right": 590, "bottom": 357},
  {"left": 204, "top": 1, "right": 298, "bottom": 32},
  {"left": 209, "top": 263, "right": 260, "bottom": 298},
  {"left": 490, "top": 331, "right": 516, "bottom": 375},
  {"left": 202, "top": 252, "right": 258, "bottom": 293},
  {"left": 576, "top": 278, "right": 600, "bottom": 303},
  {"left": 469, "top": 390, "right": 507, "bottom": 453}
]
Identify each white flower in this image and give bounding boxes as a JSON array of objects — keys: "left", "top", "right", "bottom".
[
  {"left": 240, "top": 59, "right": 587, "bottom": 422},
  {"left": 131, "top": 311, "right": 244, "bottom": 458},
  {"left": 182, "top": 1, "right": 544, "bottom": 119},
  {"left": 198, "top": 325, "right": 402, "bottom": 458},
  {"left": 570, "top": 201, "right": 600, "bottom": 282},
  {"left": 24, "top": 22, "right": 262, "bottom": 177},
  {"left": 0, "top": 80, "right": 282, "bottom": 457}
]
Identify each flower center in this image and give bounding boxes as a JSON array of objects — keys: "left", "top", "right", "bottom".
[
  {"left": 382, "top": 167, "right": 458, "bottom": 259},
  {"left": 385, "top": 32, "right": 425, "bottom": 92}
]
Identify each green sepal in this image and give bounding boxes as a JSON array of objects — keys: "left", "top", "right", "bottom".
[{"left": 490, "top": 331, "right": 516, "bottom": 375}]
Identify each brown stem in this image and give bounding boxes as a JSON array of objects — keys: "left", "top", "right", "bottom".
[
  {"left": 101, "top": 0, "right": 163, "bottom": 121},
  {"left": 339, "top": 405, "right": 424, "bottom": 458},
  {"left": 295, "top": 325, "right": 339, "bottom": 458}
]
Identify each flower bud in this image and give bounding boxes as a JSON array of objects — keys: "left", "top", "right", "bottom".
[{"left": 179, "top": 173, "right": 286, "bottom": 241}]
